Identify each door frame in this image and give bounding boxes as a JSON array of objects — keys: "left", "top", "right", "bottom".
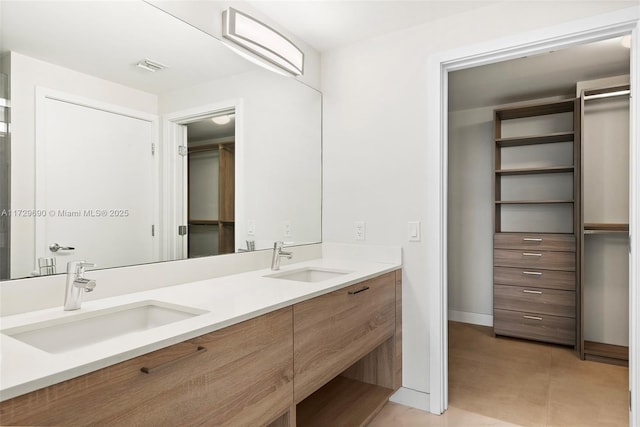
[
  {"left": 34, "top": 87, "right": 160, "bottom": 271},
  {"left": 426, "top": 6, "right": 640, "bottom": 419},
  {"left": 162, "top": 99, "right": 243, "bottom": 261}
]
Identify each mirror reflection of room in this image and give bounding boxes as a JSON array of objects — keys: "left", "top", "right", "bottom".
[{"left": 0, "top": 1, "right": 321, "bottom": 280}]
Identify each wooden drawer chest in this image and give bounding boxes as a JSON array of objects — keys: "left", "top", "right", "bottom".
[{"left": 493, "top": 233, "right": 576, "bottom": 346}]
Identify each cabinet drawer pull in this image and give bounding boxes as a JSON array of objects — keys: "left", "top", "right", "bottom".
[
  {"left": 522, "top": 252, "right": 542, "bottom": 257},
  {"left": 523, "top": 238, "right": 543, "bottom": 242},
  {"left": 523, "top": 290, "right": 542, "bottom": 294},
  {"left": 141, "top": 346, "right": 207, "bottom": 374},
  {"left": 348, "top": 286, "right": 370, "bottom": 295},
  {"left": 523, "top": 315, "right": 543, "bottom": 321},
  {"left": 522, "top": 271, "right": 543, "bottom": 276}
]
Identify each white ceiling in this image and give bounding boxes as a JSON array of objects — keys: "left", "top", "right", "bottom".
[
  {"left": 187, "top": 116, "right": 236, "bottom": 142},
  {"left": 449, "top": 36, "right": 631, "bottom": 111},
  {"left": 248, "top": 0, "right": 499, "bottom": 52},
  {"left": 248, "top": 1, "right": 630, "bottom": 110}
]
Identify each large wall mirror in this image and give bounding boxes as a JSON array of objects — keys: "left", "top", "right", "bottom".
[{"left": 0, "top": 1, "right": 322, "bottom": 280}]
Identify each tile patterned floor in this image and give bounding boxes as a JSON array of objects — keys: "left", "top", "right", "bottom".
[{"left": 370, "top": 321, "right": 628, "bottom": 426}]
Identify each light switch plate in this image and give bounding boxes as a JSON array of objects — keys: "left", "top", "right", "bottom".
[
  {"left": 408, "top": 221, "right": 421, "bottom": 242},
  {"left": 247, "top": 220, "right": 256, "bottom": 236},
  {"left": 283, "top": 220, "right": 292, "bottom": 238},
  {"left": 355, "top": 221, "right": 366, "bottom": 241}
]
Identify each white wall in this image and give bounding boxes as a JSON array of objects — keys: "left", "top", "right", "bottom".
[
  {"left": 320, "top": 0, "right": 636, "bottom": 396},
  {"left": 9, "top": 52, "right": 158, "bottom": 279},
  {"left": 447, "top": 106, "right": 493, "bottom": 323}
]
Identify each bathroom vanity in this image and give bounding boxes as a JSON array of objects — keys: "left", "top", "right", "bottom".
[{"left": 0, "top": 258, "right": 402, "bottom": 426}]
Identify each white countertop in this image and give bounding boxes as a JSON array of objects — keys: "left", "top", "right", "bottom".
[{"left": 0, "top": 257, "right": 400, "bottom": 401}]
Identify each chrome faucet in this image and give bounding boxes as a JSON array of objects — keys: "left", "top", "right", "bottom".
[
  {"left": 271, "top": 241, "right": 292, "bottom": 271},
  {"left": 64, "top": 261, "right": 96, "bottom": 311}
]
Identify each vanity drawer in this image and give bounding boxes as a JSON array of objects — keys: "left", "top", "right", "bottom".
[
  {"left": 494, "top": 233, "right": 575, "bottom": 252},
  {"left": 494, "top": 249, "right": 575, "bottom": 271},
  {"left": 293, "top": 272, "right": 396, "bottom": 403},
  {"left": 494, "top": 285, "right": 575, "bottom": 318},
  {"left": 494, "top": 308, "right": 575, "bottom": 345},
  {"left": 494, "top": 267, "right": 575, "bottom": 291}
]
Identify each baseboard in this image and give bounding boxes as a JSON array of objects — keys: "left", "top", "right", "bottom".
[
  {"left": 448, "top": 310, "right": 493, "bottom": 327},
  {"left": 389, "top": 387, "right": 430, "bottom": 412}
]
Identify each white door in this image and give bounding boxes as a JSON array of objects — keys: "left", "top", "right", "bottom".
[{"left": 36, "top": 93, "right": 158, "bottom": 272}]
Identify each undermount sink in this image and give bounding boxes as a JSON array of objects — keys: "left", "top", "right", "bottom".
[
  {"left": 2, "top": 301, "right": 207, "bottom": 354},
  {"left": 265, "top": 267, "right": 352, "bottom": 283}
]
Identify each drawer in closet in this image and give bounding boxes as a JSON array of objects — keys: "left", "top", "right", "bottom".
[
  {"left": 494, "top": 285, "right": 575, "bottom": 318},
  {"left": 494, "top": 308, "right": 575, "bottom": 345},
  {"left": 494, "top": 249, "right": 575, "bottom": 271},
  {"left": 494, "top": 233, "right": 575, "bottom": 252},
  {"left": 494, "top": 267, "right": 575, "bottom": 291}
]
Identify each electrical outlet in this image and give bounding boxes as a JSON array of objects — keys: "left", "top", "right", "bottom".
[
  {"left": 247, "top": 220, "right": 256, "bottom": 236},
  {"left": 354, "top": 221, "right": 366, "bottom": 241},
  {"left": 283, "top": 220, "right": 292, "bottom": 238}
]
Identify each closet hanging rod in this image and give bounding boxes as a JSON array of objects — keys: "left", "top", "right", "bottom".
[{"left": 583, "top": 89, "right": 630, "bottom": 101}]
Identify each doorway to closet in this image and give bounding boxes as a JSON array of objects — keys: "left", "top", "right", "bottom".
[
  {"left": 185, "top": 112, "right": 236, "bottom": 258},
  {"left": 163, "top": 104, "right": 238, "bottom": 262},
  {"left": 446, "top": 36, "right": 631, "bottom": 426}
]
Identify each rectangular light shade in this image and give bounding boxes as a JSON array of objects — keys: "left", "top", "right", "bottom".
[{"left": 222, "top": 8, "right": 304, "bottom": 76}]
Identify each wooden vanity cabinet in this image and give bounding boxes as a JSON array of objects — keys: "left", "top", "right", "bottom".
[
  {"left": 0, "top": 308, "right": 294, "bottom": 427},
  {"left": 1, "top": 270, "right": 403, "bottom": 427}
]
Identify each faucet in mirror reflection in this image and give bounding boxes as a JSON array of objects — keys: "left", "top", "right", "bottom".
[
  {"left": 38, "top": 257, "right": 56, "bottom": 276},
  {"left": 271, "top": 241, "right": 292, "bottom": 271},
  {"left": 64, "top": 261, "right": 97, "bottom": 311}
]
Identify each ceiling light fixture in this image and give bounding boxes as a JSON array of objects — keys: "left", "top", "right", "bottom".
[
  {"left": 621, "top": 35, "right": 632, "bottom": 49},
  {"left": 136, "top": 59, "right": 167, "bottom": 72},
  {"left": 222, "top": 7, "right": 304, "bottom": 76},
  {"left": 211, "top": 115, "right": 232, "bottom": 125}
]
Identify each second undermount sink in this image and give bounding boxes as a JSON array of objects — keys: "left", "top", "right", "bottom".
[
  {"left": 2, "top": 301, "right": 207, "bottom": 354},
  {"left": 265, "top": 267, "right": 352, "bottom": 283}
]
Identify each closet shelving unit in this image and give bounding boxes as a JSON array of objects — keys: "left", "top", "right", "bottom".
[
  {"left": 188, "top": 142, "right": 235, "bottom": 256},
  {"left": 580, "top": 84, "right": 630, "bottom": 365},
  {"left": 493, "top": 98, "right": 580, "bottom": 347}
]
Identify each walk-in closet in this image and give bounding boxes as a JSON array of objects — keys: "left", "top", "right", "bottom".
[{"left": 447, "top": 35, "right": 631, "bottom": 425}]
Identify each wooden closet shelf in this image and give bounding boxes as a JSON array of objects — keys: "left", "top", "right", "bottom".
[
  {"left": 188, "top": 220, "right": 236, "bottom": 225},
  {"left": 495, "top": 98, "right": 576, "bottom": 120},
  {"left": 495, "top": 200, "right": 574, "bottom": 205},
  {"left": 495, "top": 132, "right": 575, "bottom": 147},
  {"left": 584, "top": 223, "right": 628, "bottom": 231},
  {"left": 496, "top": 166, "right": 574, "bottom": 176},
  {"left": 189, "top": 220, "right": 219, "bottom": 225},
  {"left": 188, "top": 141, "right": 235, "bottom": 153},
  {"left": 583, "top": 84, "right": 630, "bottom": 99},
  {"left": 583, "top": 223, "right": 629, "bottom": 235}
]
